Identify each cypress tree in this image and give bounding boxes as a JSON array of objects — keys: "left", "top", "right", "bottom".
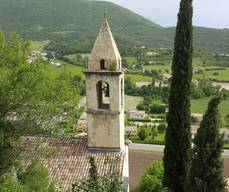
[
  {"left": 88, "top": 156, "right": 99, "bottom": 191},
  {"left": 163, "top": 0, "right": 193, "bottom": 191},
  {"left": 189, "top": 97, "right": 226, "bottom": 192}
]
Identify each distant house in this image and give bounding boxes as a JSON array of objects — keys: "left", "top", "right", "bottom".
[
  {"left": 220, "top": 128, "right": 229, "bottom": 142},
  {"left": 191, "top": 126, "right": 229, "bottom": 141},
  {"left": 53, "top": 63, "right": 62, "bottom": 68},
  {"left": 162, "top": 74, "right": 172, "bottom": 81},
  {"left": 147, "top": 61, "right": 156, "bottom": 65},
  {"left": 76, "top": 112, "right": 87, "bottom": 133},
  {"left": 125, "top": 126, "right": 137, "bottom": 137},
  {"left": 191, "top": 113, "right": 203, "bottom": 122},
  {"left": 80, "top": 53, "right": 90, "bottom": 58},
  {"left": 126, "top": 110, "right": 146, "bottom": 120},
  {"left": 146, "top": 51, "right": 158, "bottom": 57},
  {"left": 28, "top": 50, "right": 48, "bottom": 63},
  {"left": 191, "top": 125, "right": 199, "bottom": 139}
]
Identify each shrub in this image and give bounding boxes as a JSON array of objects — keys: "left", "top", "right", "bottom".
[
  {"left": 138, "top": 161, "right": 165, "bottom": 192},
  {"left": 138, "top": 128, "right": 147, "bottom": 141},
  {"left": 19, "top": 160, "right": 50, "bottom": 191},
  {"left": 151, "top": 127, "right": 158, "bottom": 140},
  {"left": 158, "top": 123, "right": 167, "bottom": 134},
  {"left": 213, "top": 72, "right": 219, "bottom": 76},
  {"left": 0, "top": 174, "right": 27, "bottom": 192},
  {"left": 109, "top": 61, "right": 117, "bottom": 71},
  {"left": 150, "top": 104, "right": 166, "bottom": 114}
]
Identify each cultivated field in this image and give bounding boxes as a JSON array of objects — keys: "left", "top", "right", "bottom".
[
  {"left": 129, "top": 150, "right": 229, "bottom": 191},
  {"left": 125, "top": 95, "right": 143, "bottom": 111}
]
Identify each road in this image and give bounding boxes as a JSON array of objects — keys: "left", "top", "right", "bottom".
[{"left": 129, "top": 143, "right": 229, "bottom": 157}]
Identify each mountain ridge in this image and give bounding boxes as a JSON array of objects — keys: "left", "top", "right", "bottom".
[{"left": 0, "top": 0, "right": 229, "bottom": 53}]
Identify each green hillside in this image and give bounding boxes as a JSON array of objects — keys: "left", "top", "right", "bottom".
[
  {"left": 0, "top": 0, "right": 229, "bottom": 53},
  {"left": 166, "top": 27, "right": 229, "bottom": 52}
]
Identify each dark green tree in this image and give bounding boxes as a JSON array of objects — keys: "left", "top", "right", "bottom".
[
  {"left": 73, "top": 157, "right": 122, "bottom": 192},
  {"left": 136, "top": 161, "right": 165, "bottom": 192},
  {"left": 163, "top": 0, "right": 193, "bottom": 191},
  {"left": 151, "top": 127, "right": 158, "bottom": 140},
  {"left": 138, "top": 128, "right": 147, "bottom": 141},
  {"left": 189, "top": 97, "right": 226, "bottom": 192},
  {"left": 0, "top": 160, "right": 57, "bottom": 192},
  {"left": 0, "top": 32, "right": 82, "bottom": 175},
  {"left": 88, "top": 157, "right": 99, "bottom": 191},
  {"left": 18, "top": 160, "right": 54, "bottom": 192}
]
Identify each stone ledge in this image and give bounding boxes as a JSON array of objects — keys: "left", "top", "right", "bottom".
[
  {"left": 87, "top": 147, "right": 121, "bottom": 153},
  {"left": 87, "top": 109, "right": 120, "bottom": 115},
  {"left": 84, "top": 70, "right": 123, "bottom": 76}
]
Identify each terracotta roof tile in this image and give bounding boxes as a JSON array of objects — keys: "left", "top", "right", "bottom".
[{"left": 17, "top": 135, "right": 124, "bottom": 190}]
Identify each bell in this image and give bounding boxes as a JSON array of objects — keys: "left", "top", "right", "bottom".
[{"left": 104, "top": 87, "right": 109, "bottom": 97}]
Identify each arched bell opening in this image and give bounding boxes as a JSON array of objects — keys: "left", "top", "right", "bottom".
[
  {"left": 96, "top": 80, "right": 110, "bottom": 110},
  {"left": 100, "top": 59, "right": 106, "bottom": 70}
]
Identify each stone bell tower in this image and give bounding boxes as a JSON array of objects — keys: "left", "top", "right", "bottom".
[{"left": 85, "top": 13, "right": 125, "bottom": 151}]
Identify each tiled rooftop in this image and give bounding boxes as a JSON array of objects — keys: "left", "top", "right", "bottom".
[{"left": 17, "top": 135, "right": 124, "bottom": 190}]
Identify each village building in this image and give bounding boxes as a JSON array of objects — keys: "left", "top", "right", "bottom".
[
  {"left": 191, "top": 125, "right": 199, "bottom": 139},
  {"left": 191, "top": 125, "right": 229, "bottom": 142},
  {"left": 147, "top": 60, "right": 156, "bottom": 65},
  {"left": 220, "top": 128, "right": 229, "bottom": 142},
  {"left": 125, "top": 126, "right": 138, "bottom": 137},
  {"left": 18, "top": 14, "right": 129, "bottom": 191},
  {"left": 162, "top": 73, "right": 172, "bottom": 81},
  {"left": 28, "top": 50, "right": 48, "bottom": 63},
  {"left": 146, "top": 51, "right": 158, "bottom": 57},
  {"left": 126, "top": 110, "right": 146, "bottom": 120},
  {"left": 191, "top": 113, "right": 204, "bottom": 122},
  {"left": 75, "top": 112, "right": 87, "bottom": 132}
]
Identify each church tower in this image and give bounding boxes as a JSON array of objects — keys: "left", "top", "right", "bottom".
[{"left": 85, "top": 13, "right": 125, "bottom": 151}]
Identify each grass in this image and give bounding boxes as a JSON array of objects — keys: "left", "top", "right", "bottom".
[
  {"left": 145, "top": 64, "right": 171, "bottom": 73},
  {"left": 224, "top": 143, "right": 229, "bottom": 149},
  {"left": 48, "top": 59, "right": 85, "bottom": 79},
  {"left": 144, "top": 57, "right": 229, "bottom": 82},
  {"left": 56, "top": 60, "right": 85, "bottom": 79},
  {"left": 191, "top": 97, "right": 229, "bottom": 127},
  {"left": 126, "top": 74, "right": 151, "bottom": 82},
  {"left": 191, "top": 97, "right": 229, "bottom": 116},
  {"left": 125, "top": 95, "right": 143, "bottom": 111},
  {"left": 194, "top": 67, "right": 229, "bottom": 81},
  {"left": 30, "top": 40, "right": 50, "bottom": 51},
  {"left": 129, "top": 129, "right": 165, "bottom": 145},
  {"left": 124, "top": 56, "right": 137, "bottom": 65}
]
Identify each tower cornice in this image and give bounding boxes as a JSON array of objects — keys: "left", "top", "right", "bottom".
[{"left": 84, "top": 70, "right": 123, "bottom": 76}]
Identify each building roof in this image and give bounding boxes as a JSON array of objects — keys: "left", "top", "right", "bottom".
[
  {"left": 220, "top": 128, "right": 229, "bottom": 135},
  {"left": 17, "top": 135, "right": 125, "bottom": 190},
  {"left": 125, "top": 126, "right": 137, "bottom": 132},
  {"left": 89, "top": 18, "right": 121, "bottom": 61},
  {"left": 191, "top": 113, "right": 203, "bottom": 118},
  {"left": 127, "top": 110, "right": 145, "bottom": 115},
  {"left": 191, "top": 125, "right": 199, "bottom": 134}
]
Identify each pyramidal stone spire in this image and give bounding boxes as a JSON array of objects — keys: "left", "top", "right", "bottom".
[{"left": 88, "top": 12, "right": 121, "bottom": 71}]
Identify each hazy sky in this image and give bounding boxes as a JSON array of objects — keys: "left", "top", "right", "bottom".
[{"left": 107, "top": 0, "right": 229, "bottom": 29}]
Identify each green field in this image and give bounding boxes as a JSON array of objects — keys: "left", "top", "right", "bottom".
[
  {"left": 130, "top": 129, "right": 165, "bottom": 144},
  {"left": 126, "top": 74, "right": 151, "bottom": 82},
  {"left": 31, "top": 40, "right": 50, "bottom": 51},
  {"left": 49, "top": 60, "right": 84, "bottom": 79},
  {"left": 191, "top": 97, "right": 229, "bottom": 115},
  {"left": 194, "top": 67, "right": 229, "bottom": 81},
  {"left": 125, "top": 95, "right": 143, "bottom": 111},
  {"left": 145, "top": 62, "right": 229, "bottom": 82},
  {"left": 191, "top": 97, "right": 229, "bottom": 127},
  {"left": 124, "top": 56, "right": 138, "bottom": 64}
]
